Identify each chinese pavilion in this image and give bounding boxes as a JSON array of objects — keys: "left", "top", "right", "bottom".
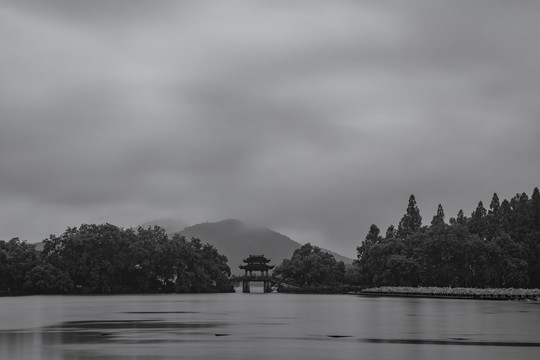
[{"left": 239, "top": 254, "right": 274, "bottom": 293}]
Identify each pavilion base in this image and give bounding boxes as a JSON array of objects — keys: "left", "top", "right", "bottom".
[{"left": 242, "top": 280, "right": 272, "bottom": 293}]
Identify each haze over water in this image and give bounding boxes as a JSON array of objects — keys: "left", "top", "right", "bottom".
[{"left": 1, "top": 293, "right": 539, "bottom": 360}]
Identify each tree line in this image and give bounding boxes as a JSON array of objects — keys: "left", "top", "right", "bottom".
[
  {"left": 272, "top": 187, "right": 540, "bottom": 291},
  {"left": 354, "top": 188, "right": 540, "bottom": 288},
  {"left": 3, "top": 187, "right": 539, "bottom": 295},
  {"left": 0, "top": 224, "right": 233, "bottom": 295}
]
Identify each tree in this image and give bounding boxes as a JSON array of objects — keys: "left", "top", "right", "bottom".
[
  {"left": 344, "top": 264, "right": 364, "bottom": 285},
  {"left": 499, "top": 199, "right": 512, "bottom": 233},
  {"left": 486, "top": 193, "right": 502, "bottom": 241},
  {"left": 416, "top": 225, "right": 471, "bottom": 287},
  {"left": 23, "top": 263, "right": 74, "bottom": 293},
  {"left": 347, "top": 188, "right": 540, "bottom": 289},
  {"left": 0, "top": 238, "right": 40, "bottom": 293},
  {"left": 366, "top": 238, "right": 411, "bottom": 286},
  {"left": 385, "top": 225, "right": 396, "bottom": 239},
  {"left": 273, "top": 243, "right": 345, "bottom": 287},
  {"left": 532, "top": 187, "right": 540, "bottom": 231},
  {"left": 355, "top": 224, "right": 383, "bottom": 284},
  {"left": 357, "top": 224, "right": 381, "bottom": 260},
  {"left": 489, "top": 193, "right": 500, "bottom": 217},
  {"left": 42, "top": 224, "right": 134, "bottom": 293},
  {"left": 487, "top": 235, "right": 529, "bottom": 288},
  {"left": 397, "top": 195, "right": 422, "bottom": 238},
  {"left": 456, "top": 209, "right": 467, "bottom": 225},
  {"left": 40, "top": 223, "right": 233, "bottom": 294},
  {"left": 469, "top": 201, "right": 487, "bottom": 239},
  {"left": 530, "top": 188, "right": 540, "bottom": 287},
  {"left": 431, "top": 204, "right": 445, "bottom": 226}
]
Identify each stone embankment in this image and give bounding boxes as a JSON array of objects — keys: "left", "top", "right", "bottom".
[{"left": 362, "top": 286, "right": 540, "bottom": 301}]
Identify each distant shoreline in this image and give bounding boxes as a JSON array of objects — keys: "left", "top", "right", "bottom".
[
  {"left": 359, "top": 286, "right": 540, "bottom": 301},
  {"left": 3, "top": 286, "right": 540, "bottom": 301},
  {"left": 276, "top": 284, "right": 540, "bottom": 300}
]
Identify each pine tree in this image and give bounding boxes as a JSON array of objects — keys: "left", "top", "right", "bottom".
[
  {"left": 397, "top": 195, "right": 422, "bottom": 237},
  {"left": 456, "top": 209, "right": 467, "bottom": 225},
  {"left": 489, "top": 193, "right": 500, "bottom": 216},
  {"left": 532, "top": 187, "right": 540, "bottom": 230},
  {"left": 385, "top": 225, "right": 396, "bottom": 239},
  {"left": 487, "top": 193, "right": 502, "bottom": 240},
  {"left": 469, "top": 201, "right": 487, "bottom": 239},
  {"left": 431, "top": 204, "right": 445, "bottom": 226},
  {"left": 357, "top": 224, "right": 381, "bottom": 260},
  {"left": 529, "top": 187, "right": 540, "bottom": 287},
  {"left": 509, "top": 192, "right": 532, "bottom": 230},
  {"left": 499, "top": 199, "right": 512, "bottom": 233}
]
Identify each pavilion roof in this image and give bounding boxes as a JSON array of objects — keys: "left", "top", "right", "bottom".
[
  {"left": 239, "top": 263, "right": 275, "bottom": 271},
  {"left": 242, "top": 254, "right": 272, "bottom": 264}
]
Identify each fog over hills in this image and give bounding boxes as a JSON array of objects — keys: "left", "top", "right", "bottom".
[
  {"left": 140, "top": 219, "right": 189, "bottom": 235},
  {"left": 143, "top": 219, "right": 353, "bottom": 274}
]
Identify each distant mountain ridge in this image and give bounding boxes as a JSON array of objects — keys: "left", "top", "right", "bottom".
[
  {"left": 144, "top": 218, "right": 353, "bottom": 274},
  {"left": 140, "top": 219, "right": 189, "bottom": 234}
]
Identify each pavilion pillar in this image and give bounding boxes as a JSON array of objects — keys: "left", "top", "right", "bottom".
[{"left": 242, "top": 280, "right": 250, "bottom": 293}]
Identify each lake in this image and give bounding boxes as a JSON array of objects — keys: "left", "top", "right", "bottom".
[{"left": 1, "top": 290, "right": 539, "bottom": 360}]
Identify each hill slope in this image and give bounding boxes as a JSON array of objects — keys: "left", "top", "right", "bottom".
[
  {"left": 140, "top": 219, "right": 189, "bottom": 234},
  {"left": 176, "top": 219, "right": 353, "bottom": 274}
]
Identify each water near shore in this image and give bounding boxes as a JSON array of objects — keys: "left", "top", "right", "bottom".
[{"left": 1, "top": 292, "right": 539, "bottom": 360}]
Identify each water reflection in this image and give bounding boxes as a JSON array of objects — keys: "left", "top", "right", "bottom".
[{"left": 1, "top": 294, "right": 539, "bottom": 360}]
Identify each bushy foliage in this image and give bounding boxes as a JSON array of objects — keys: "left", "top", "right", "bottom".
[
  {"left": 0, "top": 224, "right": 233, "bottom": 295},
  {"left": 273, "top": 243, "right": 345, "bottom": 287},
  {"left": 356, "top": 188, "right": 540, "bottom": 288}
]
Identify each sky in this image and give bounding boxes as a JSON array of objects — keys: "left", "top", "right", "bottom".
[{"left": 1, "top": 0, "right": 539, "bottom": 256}]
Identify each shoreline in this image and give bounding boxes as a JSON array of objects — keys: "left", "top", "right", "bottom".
[
  {"left": 359, "top": 286, "right": 540, "bottom": 301},
  {"left": 3, "top": 286, "right": 540, "bottom": 301}
]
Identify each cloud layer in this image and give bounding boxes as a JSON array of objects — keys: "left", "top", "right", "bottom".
[{"left": 1, "top": 0, "right": 539, "bottom": 254}]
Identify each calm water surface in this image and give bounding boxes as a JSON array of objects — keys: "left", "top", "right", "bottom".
[{"left": 1, "top": 290, "right": 539, "bottom": 360}]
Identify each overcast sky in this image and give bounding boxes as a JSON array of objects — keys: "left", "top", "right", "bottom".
[{"left": 1, "top": 0, "right": 539, "bottom": 255}]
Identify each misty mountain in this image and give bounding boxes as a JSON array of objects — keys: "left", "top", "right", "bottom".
[
  {"left": 140, "top": 219, "right": 189, "bottom": 234},
  {"left": 167, "top": 219, "right": 353, "bottom": 274}
]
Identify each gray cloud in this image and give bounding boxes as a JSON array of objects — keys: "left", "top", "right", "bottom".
[{"left": 1, "top": 0, "right": 539, "bottom": 255}]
